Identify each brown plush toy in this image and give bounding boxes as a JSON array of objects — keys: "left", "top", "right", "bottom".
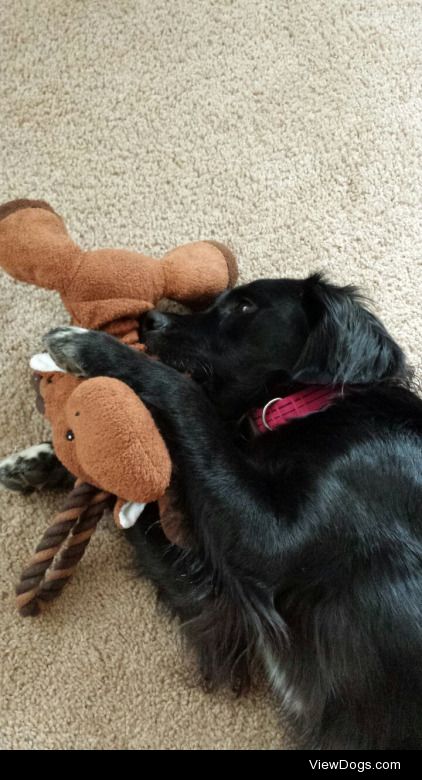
[{"left": 0, "top": 199, "right": 238, "bottom": 616}]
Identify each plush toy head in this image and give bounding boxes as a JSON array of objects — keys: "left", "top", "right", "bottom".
[{"left": 32, "top": 367, "right": 172, "bottom": 503}]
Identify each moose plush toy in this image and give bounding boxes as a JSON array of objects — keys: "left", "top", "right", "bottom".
[{"left": 0, "top": 199, "right": 237, "bottom": 616}]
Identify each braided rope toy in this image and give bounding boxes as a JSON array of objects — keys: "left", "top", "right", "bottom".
[{"left": 16, "top": 482, "right": 113, "bottom": 617}]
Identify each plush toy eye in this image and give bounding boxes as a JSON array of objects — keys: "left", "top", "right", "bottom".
[{"left": 66, "top": 430, "right": 75, "bottom": 441}]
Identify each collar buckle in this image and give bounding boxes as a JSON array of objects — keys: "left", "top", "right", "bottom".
[{"left": 261, "top": 397, "right": 283, "bottom": 431}]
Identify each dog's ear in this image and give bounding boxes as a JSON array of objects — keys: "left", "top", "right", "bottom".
[{"left": 293, "top": 274, "right": 406, "bottom": 384}]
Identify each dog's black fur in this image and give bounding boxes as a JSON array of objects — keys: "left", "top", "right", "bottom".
[{"left": 43, "top": 273, "right": 422, "bottom": 750}]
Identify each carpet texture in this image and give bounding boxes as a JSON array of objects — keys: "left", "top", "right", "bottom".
[{"left": 0, "top": 0, "right": 421, "bottom": 750}]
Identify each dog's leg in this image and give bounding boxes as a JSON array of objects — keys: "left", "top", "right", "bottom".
[
  {"left": 44, "top": 328, "right": 283, "bottom": 571},
  {"left": 45, "top": 327, "right": 287, "bottom": 691},
  {"left": 0, "top": 442, "right": 73, "bottom": 492},
  {"left": 126, "top": 503, "right": 204, "bottom": 621}
]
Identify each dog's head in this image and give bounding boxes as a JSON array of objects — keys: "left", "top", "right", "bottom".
[{"left": 142, "top": 274, "right": 406, "bottom": 417}]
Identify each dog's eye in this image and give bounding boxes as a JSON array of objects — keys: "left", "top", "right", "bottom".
[{"left": 236, "top": 299, "right": 256, "bottom": 314}]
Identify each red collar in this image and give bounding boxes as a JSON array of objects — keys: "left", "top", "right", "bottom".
[{"left": 250, "top": 385, "right": 342, "bottom": 433}]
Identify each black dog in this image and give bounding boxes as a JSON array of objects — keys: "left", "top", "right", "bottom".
[{"left": 25, "top": 274, "right": 422, "bottom": 748}]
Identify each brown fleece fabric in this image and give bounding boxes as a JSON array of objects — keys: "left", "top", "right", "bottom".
[{"left": 0, "top": 0, "right": 421, "bottom": 751}]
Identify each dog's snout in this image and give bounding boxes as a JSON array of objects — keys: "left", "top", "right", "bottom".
[{"left": 143, "top": 310, "right": 170, "bottom": 332}]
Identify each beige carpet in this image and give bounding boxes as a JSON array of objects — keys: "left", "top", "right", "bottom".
[{"left": 1, "top": 0, "right": 421, "bottom": 751}]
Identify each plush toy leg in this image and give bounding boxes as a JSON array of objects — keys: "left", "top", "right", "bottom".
[
  {"left": 161, "top": 241, "right": 238, "bottom": 305},
  {"left": 0, "top": 199, "right": 81, "bottom": 292}
]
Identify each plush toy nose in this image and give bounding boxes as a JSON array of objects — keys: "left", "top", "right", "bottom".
[{"left": 143, "top": 310, "right": 170, "bottom": 332}]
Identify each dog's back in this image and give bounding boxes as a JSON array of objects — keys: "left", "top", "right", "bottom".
[{"left": 261, "top": 392, "right": 422, "bottom": 750}]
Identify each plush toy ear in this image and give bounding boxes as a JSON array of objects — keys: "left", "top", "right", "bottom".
[
  {"left": 293, "top": 274, "right": 407, "bottom": 385},
  {"left": 114, "top": 499, "right": 146, "bottom": 529}
]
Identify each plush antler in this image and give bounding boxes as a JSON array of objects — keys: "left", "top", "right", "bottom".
[{"left": 15, "top": 481, "right": 113, "bottom": 616}]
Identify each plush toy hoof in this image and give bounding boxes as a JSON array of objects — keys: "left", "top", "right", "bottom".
[
  {"left": 0, "top": 199, "right": 57, "bottom": 223},
  {"left": 205, "top": 241, "right": 238, "bottom": 288}
]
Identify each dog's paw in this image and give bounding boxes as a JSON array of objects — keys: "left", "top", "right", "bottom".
[
  {"left": 43, "top": 326, "right": 142, "bottom": 380},
  {"left": 0, "top": 443, "right": 72, "bottom": 492},
  {"left": 43, "top": 326, "right": 92, "bottom": 376}
]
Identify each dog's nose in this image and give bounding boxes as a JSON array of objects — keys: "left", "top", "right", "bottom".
[{"left": 143, "top": 310, "right": 170, "bottom": 332}]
